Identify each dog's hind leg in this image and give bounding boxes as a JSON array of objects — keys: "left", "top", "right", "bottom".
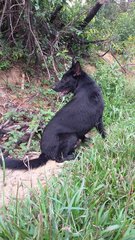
[
  {"left": 41, "top": 134, "right": 61, "bottom": 161},
  {"left": 80, "top": 135, "right": 91, "bottom": 143},
  {"left": 61, "top": 134, "right": 78, "bottom": 161},
  {"left": 96, "top": 118, "right": 106, "bottom": 139}
]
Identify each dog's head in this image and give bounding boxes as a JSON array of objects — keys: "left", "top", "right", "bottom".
[{"left": 53, "top": 61, "right": 82, "bottom": 95}]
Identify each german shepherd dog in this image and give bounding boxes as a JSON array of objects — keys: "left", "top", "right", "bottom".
[{"left": 0, "top": 61, "right": 106, "bottom": 170}]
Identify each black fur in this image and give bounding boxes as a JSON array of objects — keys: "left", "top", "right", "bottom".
[{"left": 0, "top": 61, "right": 106, "bottom": 170}]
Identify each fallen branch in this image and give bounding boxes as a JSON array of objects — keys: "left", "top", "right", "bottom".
[
  {"left": 98, "top": 50, "right": 127, "bottom": 74},
  {"left": 0, "top": 123, "right": 30, "bottom": 134},
  {"left": 98, "top": 49, "right": 110, "bottom": 57},
  {"left": 0, "top": 119, "right": 11, "bottom": 129},
  {"left": 111, "top": 52, "right": 127, "bottom": 73}
]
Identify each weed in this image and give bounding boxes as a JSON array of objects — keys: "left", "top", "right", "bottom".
[{"left": 95, "top": 62, "right": 126, "bottom": 125}]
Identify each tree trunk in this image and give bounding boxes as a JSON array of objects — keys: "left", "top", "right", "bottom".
[
  {"left": 50, "top": 1, "right": 65, "bottom": 23},
  {"left": 79, "top": 0, "right": 106, "bottom": 30}
]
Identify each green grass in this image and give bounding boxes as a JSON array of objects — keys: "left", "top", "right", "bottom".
[{"left": 0, "top": 63, "right": 135, "bottom": 240}]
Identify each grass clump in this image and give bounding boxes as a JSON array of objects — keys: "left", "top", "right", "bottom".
[
  {"left": 0, "top": 63, "right": 135, "bottom": 240},
  {"left": 95, "top": 63, "right": 126, "bottom": 125}
]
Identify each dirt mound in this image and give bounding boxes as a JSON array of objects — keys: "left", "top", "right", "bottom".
[
  {"left": 0, "top": 65, "right": 32, "bottom": 116},
  {"left": 0, "top": 65, "right": 25, "bottom": 87},
  {"left": 0, "top": 160, "right": 64, "bottom": 208}
]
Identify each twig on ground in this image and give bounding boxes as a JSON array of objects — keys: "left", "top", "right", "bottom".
[
  {"left": 0, "top": 123, "right": 30, "bottom": 133},
  {"left": 0, "top": 119, "right": 11, "bottom": 129},
  {"left": 98, "top": 49, "right": 110, "bottom": 57},
  {"left": 27, "top": 131, "right": 35, "bottom": 150},
  {"left": 26, "top": 119, "right": 42, "bottom": 152}
]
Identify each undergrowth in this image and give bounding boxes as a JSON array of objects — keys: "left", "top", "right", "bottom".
[{"left": 0, "top": 63, "right": 135, "bottom": 240}]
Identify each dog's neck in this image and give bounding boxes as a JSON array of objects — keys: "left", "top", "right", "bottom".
[{"left": 74, "top": 72, "right": 95, "bottom": 95}]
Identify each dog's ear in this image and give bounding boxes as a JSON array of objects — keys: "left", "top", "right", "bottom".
[{"left": 73, "top": 61, "right": 82, "bottom": 76}]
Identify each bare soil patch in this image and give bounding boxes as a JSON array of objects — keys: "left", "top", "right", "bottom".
[
  {"left": 0, "top": 160, "right": 64, "bottom": 208},
  {"left": 0, "top": 65, "right": 52, "bottom": 117},
  {"left": 83, "top": 64, "right": 96, "bottom": 75},
  {"left": 98, "top": 51, "right": 115, "bottom": 65},
  {"left": 0, "top": 65, "right": 24, "bottom": 86}
]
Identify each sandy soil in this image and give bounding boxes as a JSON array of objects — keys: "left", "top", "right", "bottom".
[{"left": 0, "top": 160, "right": 64, "bottom": 208}]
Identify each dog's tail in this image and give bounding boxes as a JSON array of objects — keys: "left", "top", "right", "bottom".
[{"left": 0, "top": 153, "right": 49, "bottom": 170}]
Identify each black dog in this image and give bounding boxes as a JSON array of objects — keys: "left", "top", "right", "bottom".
[{"left": 0, "top": 61, "right": 105, "bottom": 170}]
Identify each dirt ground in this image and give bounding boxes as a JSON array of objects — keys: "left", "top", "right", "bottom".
[{"left": 0, "top": 160, "right": 64, "bottom": 208}]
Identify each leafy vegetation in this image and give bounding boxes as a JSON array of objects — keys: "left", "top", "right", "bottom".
[
  {"left": 95, "top": 63, "right": 126, "bottom": 125},
  {"left": 0, "top": 0, "right": 135, "bottom": 72}
]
